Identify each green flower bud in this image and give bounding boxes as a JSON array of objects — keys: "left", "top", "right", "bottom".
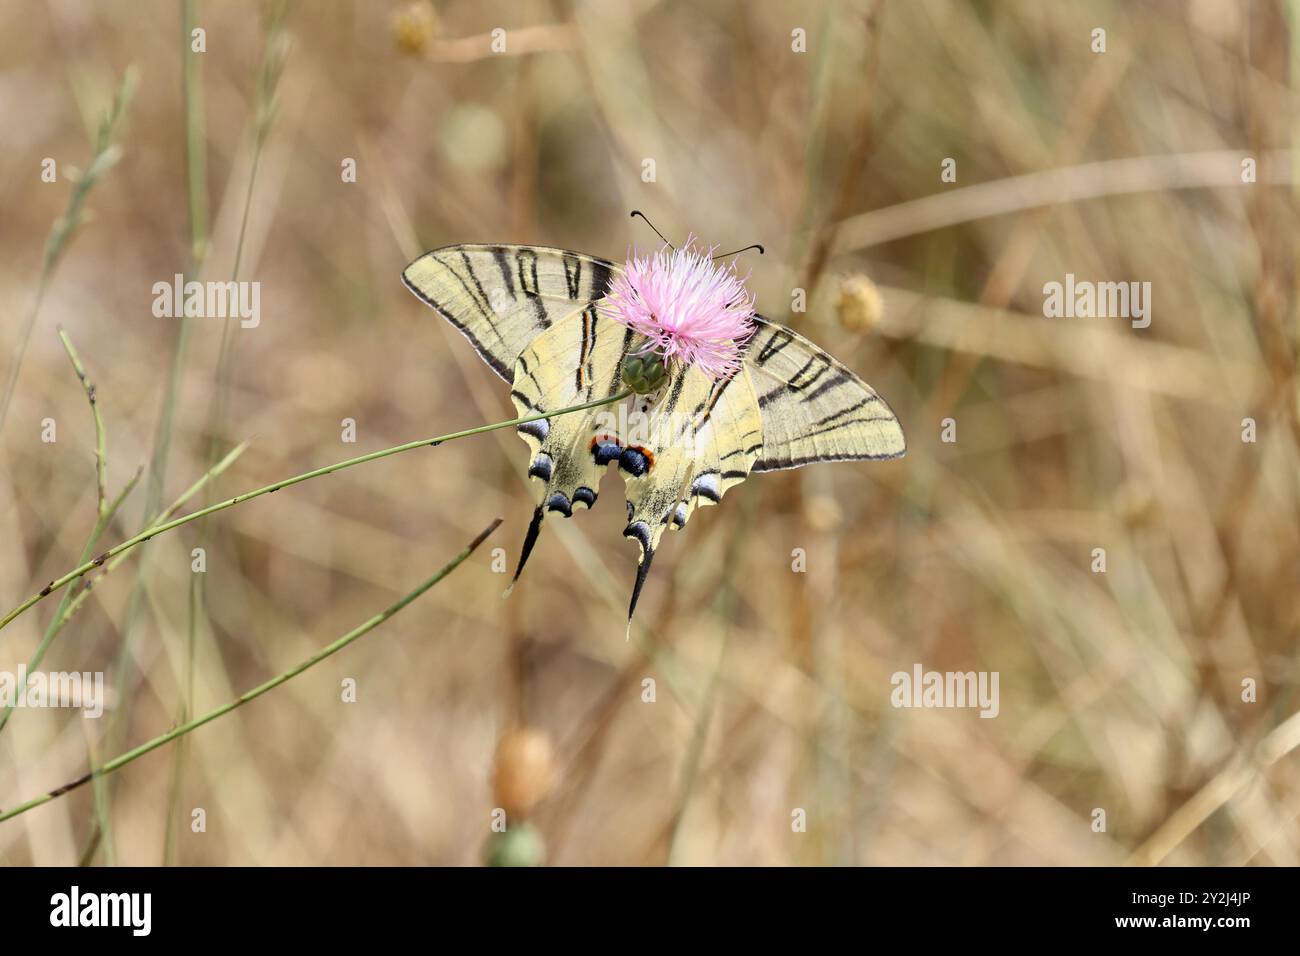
[{"left": 621, "top": 353, "right": 669, "bottom": 394}]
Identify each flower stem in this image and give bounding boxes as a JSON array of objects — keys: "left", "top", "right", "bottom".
[
  {"left": 0, "top": 68, "right": 137, "bottom": 435},
  {"left": 0, "top": 517, "right": 501, "bottom": 826},
  {"left": 56, "top": 328, "right": 109, "bottom": 517},
  {"left": 0, "top": 331, "right": 144, "bottom": 737},
  {"left": 0, "top": 390, "right": 631, "bottom": 633}
]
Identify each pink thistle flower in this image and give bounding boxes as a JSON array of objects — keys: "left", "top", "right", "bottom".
[{"left": 598, "top": 236, "right": 757, "bottom": 381}]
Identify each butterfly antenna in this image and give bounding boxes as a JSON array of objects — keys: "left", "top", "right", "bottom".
[
  {"left": 629, "top": 210, "right": 675, "bottom": 250},
  {"left": 712, "top": 243, "right": 765, "bottom": 260},
  {"left": 503, "top": 506, "right": 545, "bottom": 598}
]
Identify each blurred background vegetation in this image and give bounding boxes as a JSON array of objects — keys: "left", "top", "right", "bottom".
[{"left": 1, "top": 0, "right": 1297, "bottom": 865}]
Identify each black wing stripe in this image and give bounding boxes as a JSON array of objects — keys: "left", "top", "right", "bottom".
[
  {"left": 514, "top": 248, "right": 549, "bottom": 328},
  {"left": 720, "top": 441, "right": 764, "bottom": 460},
  {"left": 491, "top": 246, "right": 516, "bottom": 295},
  {"left": 401, "top": 279, "right": 511, "bottom": 379},
  {"left": 754, "top": 447, "right": 904, "bottom": 470},
  {"left": 692, "top": 374, "right": 737, "bottom": 430},
  {"left": 517, "top": 353, "right": 541, "bottom": 388},
  {"left": 787, "top": 356, "right": 825, "bottom": 391},
  {"left": 457, "top": 251, "right": 496, "bottom": 318},
  {"left": 562, "top": 252, "right": 583, "bottom": 299},
  {"left": 583, "top": 306, "right": 599, "bottom": 400},
  {"left": 607, "top": 325, "right": 636, "bottom": 396},
  {"left": 801, "top": 370, "right": 853, "bottom": 404},
  {"left": 577, "top": 307, "right": 597, "bottom": 393},
  {"left": 662, "top": 369, "right": 689, "bottom": 419},
  {"left": 514, "top": 248, "right": 537, "bottom": 294},
  {"left": 798, "top": 414, "right": 898, "bottom": 444},
  {"left": 450, "top": 262, "right": 511, "bottom": 351},
  {"left": 810, "top": 395, "right": 877, "bottom": 428},
  {"left": 755, "top": 326, "right": 794, "bottom": 365},
  {"left": 589, "top": 259, "right": 614, "bottom": 299}
]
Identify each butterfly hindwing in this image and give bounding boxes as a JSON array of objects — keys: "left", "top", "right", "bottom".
[
  {"left": 506, "top": 309, "right": 764, "bottom": 624},
  {"left": 511, "top": 306, "right": 636, "bottom": 511},
  {"left": 619, "top": 363, "right": 763, "bottom": 622},
  {"left": 403, "top": 244, "right": 618, "bottom": 381},
  {"left": 506, "top": 307, "right": 638, "bottom": 586},
  {"left": 744, "top": 315, "right": 905, "bottom": 470}
]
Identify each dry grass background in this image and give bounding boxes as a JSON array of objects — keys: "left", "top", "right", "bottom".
[{"left": 1, "top": 0, "right": 1298, "bottom": 865}]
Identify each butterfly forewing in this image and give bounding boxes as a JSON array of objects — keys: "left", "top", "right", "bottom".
[
  {"left": 744, "top": 316, "right": 905, "bottom": 471},
  {"left": 402, "top": 244, "right": 618, "bottom": 381}
]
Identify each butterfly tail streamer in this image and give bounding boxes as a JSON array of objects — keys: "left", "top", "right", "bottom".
[
  {"left": 625, "top": 546, "right": 655, "bottom": 641},
  {"left": 503, "top": 505, "right": 546, "bottom": 598},
  {"left": 623, "top": 519, "right": 659, "bottom": 639}
]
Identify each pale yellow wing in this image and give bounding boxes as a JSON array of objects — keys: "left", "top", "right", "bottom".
[
  {"left": 403, "top": 244, "right": 618, "bottom": 380},
  {"left": 405, "top": 246, "right": 903, "bottom": 632},
  {"left": 744, "top": 315, "right": 905, "bottom": 470},
  {"left": 620, "top": 362, "right": 763, "bottom": 623},
  {"left": 510, "top": 307, "right": 637, "bottom": 516},
  {"left": 507, "top": 309, "right": 763, "bottom": 625},
  {"left": 505, "top": 306, "right": 638, "bottom": 591}
]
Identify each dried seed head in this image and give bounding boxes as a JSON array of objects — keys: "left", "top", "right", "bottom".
[
  {"left": 392, "top": 2, "right": 437, "bottom": 56},
  {"left": 836, "top": 274, "right": 884, "bottom": 333},
  {"left": 491, "top": 726, "right": 555, "bottom": 819}
]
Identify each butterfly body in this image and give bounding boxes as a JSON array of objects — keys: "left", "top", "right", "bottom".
[{"left": 403, "top": 243, "right": 904, "bottom": 626}]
